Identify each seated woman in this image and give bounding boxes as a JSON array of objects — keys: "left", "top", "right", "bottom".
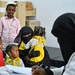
[{"left": 14, "top": 26, "right": 51, "bottom": 68}]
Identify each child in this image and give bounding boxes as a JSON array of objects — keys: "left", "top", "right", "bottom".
[
  {"left": 0, "top": 2, "right": 21, "bottom": 50},
  {"left": 5, "top": 44, "right": 24, "bottom": 67}
]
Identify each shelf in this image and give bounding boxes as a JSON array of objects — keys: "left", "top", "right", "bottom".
[{"left": 26, "top": 8, "right": 36, "bottom": 16}]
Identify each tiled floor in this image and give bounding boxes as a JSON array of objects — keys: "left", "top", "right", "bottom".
[
  {"left": 45, "top": 46, "right": 64, "bottom": 68},
  {"left": 45, "top": 46, "right": 64, "bottom": 61}
]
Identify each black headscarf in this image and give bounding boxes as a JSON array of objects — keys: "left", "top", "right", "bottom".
[
  {"left": 14, "top": 26, "right": 33, "bottom": 44},
  {"left": 51, "top": 13, "right": 75, "bottom": 41}
]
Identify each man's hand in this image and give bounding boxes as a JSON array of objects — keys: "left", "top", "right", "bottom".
[
  {"left": 32, "top": 65, "right": 45, "bottom": 75},
  {"left": 32, "top": 68, "right": 45, "bottom": 75},
  {"left": 32, "top": 65, "right": 38, "bottom": 72}
]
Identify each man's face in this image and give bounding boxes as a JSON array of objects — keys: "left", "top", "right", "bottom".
[{"left": 6, "top": 6, "right": 15, "bottom": 17}]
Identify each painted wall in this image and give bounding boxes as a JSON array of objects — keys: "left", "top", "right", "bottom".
[{"left": 3, "top": 0, "right": 75, "bottom": 48}]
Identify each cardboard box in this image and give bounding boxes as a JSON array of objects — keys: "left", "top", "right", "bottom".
[
  {"left": 0, "top": 13, "right": 5, "bottom": 18},
  {"left": 26, "top": 8, "right": 36, "bottom": 16},
  {"left": 0, "top": 1, "right": 7, "bottom": 7},
  {"left": 0, "top": 7, "right": 6, "bottom": 17},
  {"left": 26, "top": 20, "right": 40, "bottom": 30},
  {"left": 25, "top": 1, "right": 33, "bottom": 11}
]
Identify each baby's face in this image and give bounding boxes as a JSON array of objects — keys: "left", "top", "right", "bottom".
[{"left": 10, "top": 46, "right": 19, "bottom": 59}]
